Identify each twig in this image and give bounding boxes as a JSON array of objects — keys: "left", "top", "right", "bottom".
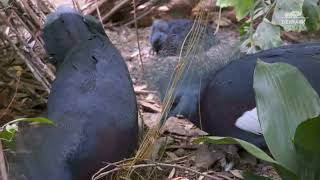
[
  {"left": 95, "top": 0, "right": 103, "bottom": 25},
  {"left": 11, "top": 10, "right": 43, "bottom": 46},
  {"left": 0, "top": 140, "right": 8, "bottom": 180},
  {"left": 92, "top": 158, "right": 136, "bottom": 178},
  {"left": 249, "top": 5, "right": 255, "bottom": 48},
  {"left": 0, "top": 76, "right": 20, "bottom": 121},
  {"left": 93, "top": 161, "right": 222, "bottom": 180},
  {"left": 44, "top": 0, "right": 56, "bottom": 9},
  {"left": 72, "top": 0, "right": 81, "bottom": 12},
  {"left": 214, "top": 7, "right": 222, "bottom": 35},
  {"left": 85, "top": 0, "right": 105, "bottom": 15},
  {"left": 0, "top": 37, "right": 7, "bottom": 47},
  {"left": 19, "top": 0, "right": 42, "bottom": 28},
  {"left": 164, "top": 154, "right": 191, "bottom": 164},
  {"left": 81, "top": 1, "right": 95, "bottom": 12},
  {"left": 123, "top": 6, "right": 154, "bottom": 26},
  {"left": 101, "top": 0, "right": 130, "bottom": 22},
  {"left": 0, "top": 10, "right": 54, "bottom": 83},
  {"left": 0, "top": 27, "right": 51, "bottom": 92},
  {"left": 132, "top": 0, "right": 144, "bottom": 72}
]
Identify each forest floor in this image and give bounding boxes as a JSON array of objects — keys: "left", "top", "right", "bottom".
[
  {"left": 96, "top": 10, "right": 320, "bottom": 180},
  {"left": 1, "top": 0, "right": 320, "bottom": 179},
  {"left": 105, "top": 25, "right": 282, "bottom": 180}
]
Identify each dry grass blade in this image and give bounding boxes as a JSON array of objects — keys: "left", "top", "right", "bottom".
[
  {"left": 0, "top": 2, "right": 54, "bottom": 91},
  {"left": 0, "top": 76, "right": 20, "bottom": 120},
  {"left": 0, "top": 0, "right": 52, "bottom": 121},
  {"left": 132, "top": 0, "right": 144, "bottom": 72},
  {"left": 94, "top": 1, "right": 217, "bottom": 179},
  {"left": 93, "top": 160, "right": 223, "bottom": 180},
  {"left": 0, "top": 30, "right": 50, "bottom": 93}
]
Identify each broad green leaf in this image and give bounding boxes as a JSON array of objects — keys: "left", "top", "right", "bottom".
[
  {"left": 293, "top": 117, "right": 320, "bottom": 179},
  {"left": 254, "top": 60, "right": 320, "bottom": 173},
  {"left": 253, "top": 19, "right": 283, "bottom": 50},
  {"left": 294, "top": 116, "right": 320, "bottom": 153},
  {"left": 194, "top": 136, "right": 277, "bottom": 164},
  {"left": 272, "top": 0, "right": 306, "bottom": 31},
  {"left": 216, "top": 0, "right": 257, "bottom": 20},
  {"left": 243, "top": 171, "right": 273, "bottom": 180},
  {"left": 303, "top": 0, "right": 320, "bottom": 32},
  {"left": 273, "top": 164, "right": 299, "bottom": 180}
]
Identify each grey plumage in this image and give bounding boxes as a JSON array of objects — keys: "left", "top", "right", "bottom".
[{"left": 145, "top": 27, "right": 239, "bottom": 122}]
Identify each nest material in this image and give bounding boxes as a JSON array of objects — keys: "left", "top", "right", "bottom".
[{"left": 0, "top": 0, "right": 55, "bottom": 124}]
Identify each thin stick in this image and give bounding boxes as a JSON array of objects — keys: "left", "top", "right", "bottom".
[
  {"left": 0, "top": 140, "right": 8, "bottom": 180},
  {"left": 95, "top": 0, "right": 103, "bottom": 25},
  {"left": 93, "top": 161, "right": 222, "bottom": 180},
  {"left": 92, "top": 158, "right": 136, "bottom": 178},
  {"left": 132, "top": 0, "right": 144, "bottom": 72},
  {"left": 214, "top": 7, "right": 222, "bottom": 35},
  {"left": 0, "top": 11, "right": 54, "bottom": 86},
  {"left": 124, "top": 7, "right": 154, "bottom": 27},
  {"left": 72, "top": 0, "right": 81, "bottom": 12},
  {"left": 101, "top": 0, "right": 129, "bottom": 22},
  {"left": 0, "top": 76, "right": 20, "bottom": 120},
  {"left": 19, "top": 0, "right": 42, "bottom": 28},
  {"left": 0, "top": 29, "right": 50, "bottom": 92}
]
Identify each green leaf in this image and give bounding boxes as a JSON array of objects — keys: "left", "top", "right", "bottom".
[
  {"left": 253, "top": 19, "right": 283, "bottom": 50},
  {"left": 272, "top": 0, "right": 306, "bottom": 31},
  {"left": 194, "top": 136, "right": 277, "bottom": 164},
  {"left": 293, "top": 117, "right": 320, "bottom": 179},
  {"left": 216, "top": 0, "right": 257, "bottom": 20},
  {"left": 253, "top": 60, "right": 320, "bottom": 173},
  {"left": 273, "top": 164, "right": 299, "bottom": 180},
  {"left": 294, "top": 116, "right": 320, "bottom": 153},
  {"left": 239, "top": 22, "right": 250, "bottom": 36},
  {"left": 0, "top": 117, "right": 53, "bottom": 147},
  {"left": 0, "top": 125, "right": 16, "bottom": 142},
  {"left": 194, "top": 136, "right": 297, "bottom": 179},
  {"left": 194, "top": 137, "right": 299, "bottom": 180},
  {"left": 13, "top": 117, "right": 54, "bottom": 125},
  {"left": 243, "top": 171, "right": 273, "bottom": 180},
  {"left": 303, "top": 0, "right": 320, "bottom": 32},
  {"left": 0, "top": 123, "right": 18, "bottom": 147},
  {"left": 0, "top": 117, "right": 53, "bottom": 141}
]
